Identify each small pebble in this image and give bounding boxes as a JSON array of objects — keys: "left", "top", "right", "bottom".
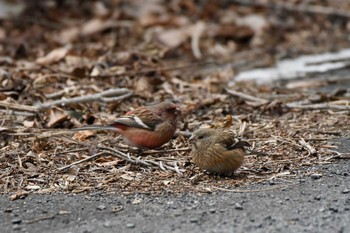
[
  {"left": 190, "top": 218, "right": 199, "bottom": 223},
  {"left": 342, "top": 189, "right": 349, "bottom": 194},
  {"left": 311, "top": 173, "right": 323, "bottom": 180},
  {"left": 97, "top": 205, "right": 106, "bottom": 211},
  {"left": 234, "top": 203, "right": 243, "bottom": 210},
  {"left": 4, "top": 208, "right": 13, "bottom": 213},
  {"left": 11, "top": 218, "right": 22, "bottom": 224},
  {"left": 329, "top": 207, "right": 339, "bottom": 213},
  {"left": 174, "top": 211, "right": 182, "bottom": 217},
  {"left": 12, "top": 225, "right": 21, "bottom": 231},
  {"left": 126, "top": 223, "right": 135, "bottom": 228},
  {"left": 314, "top": 195, "right": 322, "bottom": 201},
  {"left": 103, "top": 221, "right": 112, "bottom": 228},
  {"left": 268, "top": 180, "right": 276, "bottom": 185},
  {"left": 209, "top": 208, "right": 216, "bottom": 213}
]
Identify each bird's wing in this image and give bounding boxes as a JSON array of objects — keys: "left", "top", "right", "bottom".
[
  {"left": 110, "top": 107, "right": 162, "bottom": 131},
  {"left": 215, "top": 130, "right": 250, "bottom": 150}
]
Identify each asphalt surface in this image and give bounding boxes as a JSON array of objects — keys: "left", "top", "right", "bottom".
[{"left": 1, "top": 155, "right": 349, "bottom": 233}]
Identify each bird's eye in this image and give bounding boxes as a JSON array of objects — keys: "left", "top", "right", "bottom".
[{"left": 198, "top": 135, "right": 204, "bottom": 139}]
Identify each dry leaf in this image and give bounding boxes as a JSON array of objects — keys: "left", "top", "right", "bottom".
[
  {"left": 36, "top": 46, "right": 71, "bottom": 65},
  {"left": 10, "top": 190, "right": 29, "bottom": 201},
  {"left": 72, "top": 130, "right": 95, "bottom": 141},
  {"left": 23, "top": 120, "right": 34, "bottom": 128},
  {"left": 67, "top": 165, "right": 80, "bottom": 176},
  {"left": 90, "top": 65, "right": 103, "bottom": 77},
  {"left": 81, "top": 19, "right": 115, "bottom": 36},
  {"left": 157, "top": 26, "right": 190, "bottom": 48},
  {"left": 97, "top": 160, "right": 121, "bottom": 167},
  {"left": 120, "top": 174, "right": 134, "bottom": 181},
  {"left": 65, "top": 175, "right": 76, "bottom": 182},
  {"left": 156, "top": 23, "right": 204, "bottom": 48},
  {"left": 58, "top": 27, "right": 80, "bottom": 43},
  {"left": 222, "top": 115, "right": 233, "bottom": 128},
  {"left": 24, "top": 162, "right": 37, "bottom": 172},
  {"left": 134, "top": 76, "right": 153, "bottom": 97},
  {"left": 38, "top": 188, "right": 56, "bottom": 194},
  {"left": 109, "top": 66, "right": 126, "bottom": 75},
  {"left": 47, "top": 108, "right": 69, "bottom": 128}
]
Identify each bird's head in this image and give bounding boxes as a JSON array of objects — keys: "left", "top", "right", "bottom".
[
  {"left": 189, "top": 128, "right": 216, "bottom": 149},
  {"left": 155, "top": 101, "right": 181, "bottom": 119}
]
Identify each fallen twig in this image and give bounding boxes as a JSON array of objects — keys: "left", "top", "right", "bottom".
[
  {"left": 25, "top": 214, "right": 56, "bottom": 224},
  {"left": 57, "top": 151, "right": 108, "bottom": 171},
  {"left": 0, "top": 101, "right": 38, "bottom": 112},
  {"left": 142, "top": 147, "right": 190, "bottom": 155},
  {"left": 98, "top": 145, "right": 150, "bottom": 165},
  {"left": 286, "top": 102, "right": 350, "bottom": 110},
  {"left": 191, "top": 22, "right": 205, "bottom": 59},
  {"left": 231, "top": 0, "right": 350, "bottom": 18},
  {"left": 37, "top": 88, "right": 133, "bottom": 110},
  {"left": 54, "top": 148, "right": 90, "bottom": 156},
  {"left": 324, "top": 151, "right": 350, "bottom": 161},
  {"left": 0, "top": 88, "right": 133, "bottom": 113},
  {"left": 225, "top": 89, "right": 269, "bottom": 104},
  {"left": 298, "top": 138, "right": 317, "bottom": 155},
  {"left": 326, "top": 155, "right": 350, "bottom": 160},
  {"left": 97, "top": 145, "right": 184, "bottom": 173},
  {"left": 226, "top": 89, "right": 350, "bottom": 110},
  {"left": 45, "top": 87, "right": 77, "bottom": 99},
  {"left": 0, "top": 109, "right": 36, "bottom": 116}
]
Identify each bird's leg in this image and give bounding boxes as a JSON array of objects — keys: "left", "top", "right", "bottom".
[
  {"left": 222, "top": 172, "right": 236, "bottom": 179},
  {"left": 189, "top": 172, "right": 206, "bottom": 184},
  {"left": 137, "top": 148, "right": 143, "bottom": 156}
]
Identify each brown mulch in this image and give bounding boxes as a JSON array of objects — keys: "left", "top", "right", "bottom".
[{"left": 1, "top": 0, "right": 350, "bottom": 197}]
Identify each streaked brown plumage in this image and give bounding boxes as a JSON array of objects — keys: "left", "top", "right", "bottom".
[{"left": 189, "top": 128, "right": 249, "bottom": 174}]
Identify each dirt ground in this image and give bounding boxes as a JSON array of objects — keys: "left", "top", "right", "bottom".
[{"left": 1, "top": 142, "right": 349, "bottom": 233}]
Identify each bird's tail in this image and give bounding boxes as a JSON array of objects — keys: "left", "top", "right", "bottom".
[{"left": 71, "top": 125, "right": 119, "bottom": 131}]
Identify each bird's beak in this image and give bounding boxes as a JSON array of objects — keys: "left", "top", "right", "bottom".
[{"left": 188, "top": 134, "right": 195, "bottom": 143}]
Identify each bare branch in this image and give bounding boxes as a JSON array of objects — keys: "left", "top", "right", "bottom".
[
  {"left": 37, "top": 88, "right": 133, "bottom": 110},
  {"left": 0, "top": 101, "right": 38, "bottom": 112},
  {"left": 225, "top": 89, "right": 269, "bottom": 104},
  {"left": 57, "top": 151, "right": 108, "bottom": 171},
  {"left": 97, "top": 145, "right": 184, "bottom": 174},
  {"left": 230, "top": 0, "right": 350, "bottom": 18},
  {"left": 226, "top": 89, "right": 350, "bottom": 110}
]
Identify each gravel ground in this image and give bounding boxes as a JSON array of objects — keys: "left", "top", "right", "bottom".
[{"left": 1, "top": 140, "right": 349, "bottom": 233}]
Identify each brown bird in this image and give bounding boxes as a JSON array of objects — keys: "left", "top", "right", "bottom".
[
  {"left": 73, "top": 101, "right": 180, "bottom": 149},
  {"left": 189, "top": 128, "right": 250, "bottom": 174}
]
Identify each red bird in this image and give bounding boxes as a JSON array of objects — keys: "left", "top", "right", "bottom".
[{"left": 73, "top": 101, "right": 180, "bottom": 149}]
